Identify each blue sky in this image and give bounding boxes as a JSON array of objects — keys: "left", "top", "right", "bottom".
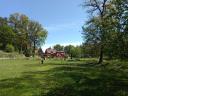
[{"left": 0, "top": 0, "right": 88, "bottom": 50}]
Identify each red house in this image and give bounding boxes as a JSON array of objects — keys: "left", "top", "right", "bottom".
[{"left": 44, "top": 48, "right": 66, "bottom": 58}]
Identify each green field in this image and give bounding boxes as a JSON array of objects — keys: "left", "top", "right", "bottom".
[{"left": 0, "top": 58, "right": 127, "bottom": 96}]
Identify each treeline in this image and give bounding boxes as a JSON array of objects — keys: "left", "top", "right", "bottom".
[
  {"left": 0, "top": 13, "right": 48, "bottom": 57},
  {"left": 51, "top": 43, "right": 100, "bottom": 59},
  {"left": 82, "top": 0, "right": 128, "bottom": 63},
  {"left": 50, "top": 44, "right": 99, "bottom": 59}
]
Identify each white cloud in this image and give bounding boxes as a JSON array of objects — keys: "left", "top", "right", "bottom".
[{"left": 41, "top": 41, "right": 82, "bottom": 51}]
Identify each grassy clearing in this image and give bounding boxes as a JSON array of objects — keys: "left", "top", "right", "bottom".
[{"left": 0, "top": 58, "right": 127, "bottom": 96}]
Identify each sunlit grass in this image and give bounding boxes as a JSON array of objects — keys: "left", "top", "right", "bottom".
[{"left": 0, "top": 58, "right": 127, "bottom": 96}]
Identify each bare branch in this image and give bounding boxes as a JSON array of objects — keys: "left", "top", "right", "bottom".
[{"left": 93, "top": 0, "right": 102, "bottom": 14}]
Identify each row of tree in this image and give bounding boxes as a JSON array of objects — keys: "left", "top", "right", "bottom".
[
  {"left": 82, "top": 0, "right": 128, "bottom": 63},
  {"left": 0, "top": 13, "right": 48, "bottom": 57},
  {"left": 50, "top": 43, "right": 100, "bottom": 59}
]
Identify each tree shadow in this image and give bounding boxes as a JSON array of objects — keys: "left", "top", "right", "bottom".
[
  {"left": 0, "top": 61, "right": 127, "bottom": 96},
  {"left": 42, "top": 63, "right": 128, "bottom": 96}
]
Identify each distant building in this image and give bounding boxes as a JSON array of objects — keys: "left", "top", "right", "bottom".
[
  {"left": 44, "top": 48, "right": 66, "bottom": 58},
  {"left": 55, "top": 51, "right": 65, "bottom": 57}
]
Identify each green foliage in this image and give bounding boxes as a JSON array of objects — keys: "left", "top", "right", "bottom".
[
  {"left": 64, "top": 45, "right": 82, "bottom": 58},
  {"left": 0, "top": 13, "right": 48, "bottom": 57},
  {"left": 73, "top": 46, "right": 82, "bottom": 58},
  {"left": 82, "top": 0, "right": 128, "bottom": 61},
  {"left": 108, "top": 0, "right": 128, "bottom": 59},
  {"left": 0, "top": 25, "right": 15, "bottom": 50},
  {"left": 0, "top": 17, "right": 8, "bottom": 26},
  {"left": 9, "top": 13, "right": 29, "bottom": 54},
  {"left": 53, "top": 44, "right": 64, "bottom": 51},
  {"left": 81, "top": 43, "right": 99, "bottom": 57},
  {"left": 5, "top": 44, "right": 14, "bottom": 52},
  {"left": 28, "top": 20, "right": 48, "bottom": 56},
  {"left": 83, "top": 0, "right": 110, "bottom": 63}
]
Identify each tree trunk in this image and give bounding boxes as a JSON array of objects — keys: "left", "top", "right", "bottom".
[
  {"left": 33, "top": 41, "right": 36, "bottom": 57},
  {"left": 98, "top": 46, "right": 103, "bottom": 64}
]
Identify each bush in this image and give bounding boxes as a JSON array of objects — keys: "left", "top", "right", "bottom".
[{"left": 5, "top": 44, "right": 14, "bottom": 52}]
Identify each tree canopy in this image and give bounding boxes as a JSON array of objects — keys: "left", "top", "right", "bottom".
[
  {"left": 82, "top": 0, "right": 128, "bottom": 62},
  {"left": 0, "top": 13, "right": 48, "bottom": 57}
]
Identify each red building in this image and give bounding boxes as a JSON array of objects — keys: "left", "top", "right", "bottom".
[{"left": 44, "top": 48, "right": 66, "bottom": 58}]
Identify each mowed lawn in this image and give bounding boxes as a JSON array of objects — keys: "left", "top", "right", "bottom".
[{"left": 0, "top": 58, "right": 127, "bottom": 96}]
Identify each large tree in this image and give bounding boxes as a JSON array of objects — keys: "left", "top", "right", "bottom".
[
  {"left": 105, "top": 0, "right": 128, "bottom": 59},
  {"left": 0, "top": 13, "right": 48, "bottom": 56},
  {"left": 83, "top": 0, "right": 109, "bottom": 64},
  {"left": 0, "top": 25, "right": 15, "bottom": 50},
  {"left": 7, "top": 13, "right": 48, "bottom": 57},
  {"left": 9, "top": 13, "right": 30, "bottom": 54},
  {"left": 28, "top": 20, "right": 47, "bottom": 57},
  {"left": 82, "top": 0, "right": 128, "bottom": 61},
  {"left": 0, "top": 17, "right": 15, "bottom": 50}
]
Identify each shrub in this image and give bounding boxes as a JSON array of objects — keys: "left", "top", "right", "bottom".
[{"left": 5, "top": 44, "right": 14, "bottom": 52}]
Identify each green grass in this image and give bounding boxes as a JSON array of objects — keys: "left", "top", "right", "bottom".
[{"left": 0, "top": 58, "right": 127, "bottom": 96}]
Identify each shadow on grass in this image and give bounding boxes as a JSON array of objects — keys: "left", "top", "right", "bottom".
[{"left": 0, "top": 61, "right": 128, "bottom": 96}]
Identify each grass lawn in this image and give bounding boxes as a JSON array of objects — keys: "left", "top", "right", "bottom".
[{"left": 0, "top": 58, "right": 127, "bottom": 96}]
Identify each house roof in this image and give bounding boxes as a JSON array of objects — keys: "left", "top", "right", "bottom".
[{"left": 45, "top": 48, "right": 56, "bottom": 53}]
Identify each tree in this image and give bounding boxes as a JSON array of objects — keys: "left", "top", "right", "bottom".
[
  {"left": 82, "top": 0, "right": 128, "bottom": 60},
  {"left": 64, "top": 45, "right": 80, "bottom": 59},
  {"left": 9, "top": 13, "right": 30, "bottom": 54},
  {"left": 53, "top": 44, "right": 64, "bottom": 51},
  {"left": 81, "top": 37, "right": 100, "bottom": 58},
  {"left": 83, "top": 0, "right": 109, "bottom": 64},
  {"left": 73, "top": 46, "right": 82, "bottom": 58},
  {"left": 0, "top": 17, "right": 16, "bottom": 50},
  {"left": 64, "top": 45, "right": 74, "bottom": 59},
  {"left": 28, "top": 20, "right": 47, "bottom": 57},
  {"left": 0, "top": 25, "right": 15, "bottom": 50},
  {"left": 8, "top": 13, "right": 48, "bottom": 57},
  {"left": 0, "top": 17, "right": 8, "bottom": 26},
  {"left": 109, "top": 0, "right": 128, "bottom": 59},
  {"left": 0, "top": 13, "right": 48, "bottom": 57}
]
